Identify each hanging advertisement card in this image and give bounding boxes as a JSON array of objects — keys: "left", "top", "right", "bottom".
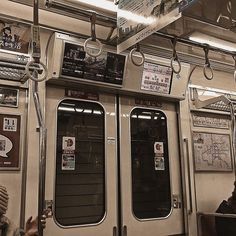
[
  {"left": 117, "top": 0, "right": 181, "bottom": 53},
  {"left": 0, "top": 21, "right": 30, "bottom": 54},
  {"left": 0, "top": 114, "right": 21, "bottom": 170}
]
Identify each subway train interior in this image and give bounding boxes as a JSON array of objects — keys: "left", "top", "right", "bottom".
[{"left": 1, "top": 0, "right": 236, "bottom": 235}]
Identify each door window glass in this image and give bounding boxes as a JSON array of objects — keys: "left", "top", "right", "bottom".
[
  {"left": 55, "top": 99, "right": 105, "bottom": 226},
  {"left": 130, "top": 108, "right": 171, "bottom": 219}
]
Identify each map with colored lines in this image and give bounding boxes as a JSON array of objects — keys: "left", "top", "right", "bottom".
[{"left": 193, "top": 132, "right": 232, "bottom": 171}]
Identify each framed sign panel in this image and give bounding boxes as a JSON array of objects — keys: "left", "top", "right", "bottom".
[
  {"left": 193, "top": 132, "right": 232, "bottom": 172},
  {"left": 141, "top": 62, "right": 173, "bottom": 94},
  {"left": 61, "top": 42, "right": 126, "bottom": 86},
  {"left": 0, "top": 87, "right": 19, "bottom": 108},
  {"left": 0, "top": 114, "right": 21, "bottom": 170}
]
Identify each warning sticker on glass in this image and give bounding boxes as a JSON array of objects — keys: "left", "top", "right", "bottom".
[
  {"left": 62, "top": 137, "right": 75, "bottom": 151},
  {"left": 154, "top": 156, "right": 165, "bottom": 171},
  {"left": 154, "top": 142, "right": 164, "bottom": 155},
  {"left": 62, "top": 154, "right": 75, "bottom": 170}
]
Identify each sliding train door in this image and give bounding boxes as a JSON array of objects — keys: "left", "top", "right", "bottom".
[
  {"left": 45, "top": 87, "right": 184, "bottom": 236},
  {"left": 119, "top": 96, "right": 184, "bottom": 236},
  {"left": 45, "top": 87, "right": 118, "bottom": 236}
]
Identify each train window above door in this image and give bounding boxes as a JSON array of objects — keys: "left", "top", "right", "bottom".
[
  {"left": 55, "top": 99, "right": 105, "bottom": 226},
  {"left": 130, "top": 108, "right": 172, "bottom": 219}
]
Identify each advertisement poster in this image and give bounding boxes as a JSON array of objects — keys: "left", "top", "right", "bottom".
[
  {"left": 141, "top": 62, "right": 172, "bottom": 94},
  {"left": 62, "top": 154, "right": 75, "bottom": 170},
  {"left": 0, "top": 21, "right": 30, "bottom": 54},
  {"left": 117, "top": 0, "right": 181, "bottom": 53},
  {"left": 0, "top": 114, "right": 21, "bottom": 169},
  {"left": 0, "top": 88, "right": 19, "bottom": 108},
  {"left": 61, "top": 43, "right": 126, "bottom": 86}
]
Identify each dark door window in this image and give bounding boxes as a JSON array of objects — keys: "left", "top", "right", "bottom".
[
  {"left": 130, "top": 108, "right": 171, "bottom": 219},
  {"left": 55, "top": 99, "right": 105, "bottom": 226}
]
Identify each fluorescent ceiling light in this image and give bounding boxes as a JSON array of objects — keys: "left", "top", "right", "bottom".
[
  {"left": 77, "top": 0, "right": 155, "bottom": 24},
  {"left": 58, "top": 106, "right": 75, "bottom": 111},
  {"left": 189, "top": 32, "right": 236, "bottom": 52},
  {"left": 78, "top": 0, "right": 117, "bottom": 12},
  {"left": 75, "top": 108, "right": 83, "bottom": 112}
]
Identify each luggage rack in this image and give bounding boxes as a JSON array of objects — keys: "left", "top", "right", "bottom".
[
  {"left": 191, "top": 86, "right": 236, "bottom": 179},
  {"left": 191, "top": 87, "right": 236, "bottom": 112},
  {"left": 0, "top": 53, "right": 43, "bottom": 83}
]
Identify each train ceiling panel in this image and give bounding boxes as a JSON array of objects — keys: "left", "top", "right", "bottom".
[
  {"left": 8, "top": 0, "right": 236, "bottom": 43},
  {"left": 6, "top": 0, "right": 236, "bottom": 67}
]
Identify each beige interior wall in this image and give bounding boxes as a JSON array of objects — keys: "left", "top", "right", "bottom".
[{"left": 188, "top": 66, "right": 235, "bottom": 212}]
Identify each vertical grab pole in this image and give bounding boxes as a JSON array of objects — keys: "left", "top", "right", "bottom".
[
  {"left": 25, "top": 0, "right": 48, "bottom": 233},
  {"left": 26, "top": 0, "right": 48, "bottom": 234},
  {"left": 230, "top": 103, "right": 236, "bottom": 180},
  {"left": 32, "top": 71, "right": 47, "bottom": 236}
]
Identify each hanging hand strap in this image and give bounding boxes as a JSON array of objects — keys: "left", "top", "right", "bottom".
[
  {"left": 129, "top": 43, "right": 145, "bottom": 67},
  {"left": 170, "top": 37, "right": 181, "bottom": 74},
  {"left": 203, "top": 46, "right": 213, "bottom": 80},
  {"left": 84, "top": 12, "right": 103, "bottom": 58}
]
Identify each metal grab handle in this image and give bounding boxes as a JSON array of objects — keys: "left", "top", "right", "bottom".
[
  {"left": 84, "top": 37, "right": 103, "bottom": 57},
  {"left": 171, "top": 57, "right": 181, "bottom": 74},
  {"left": 25, "top": 60, "right": 48, "bottom": 82},
  {"left": 129, "top": 47, "right": 145, "bottom": 67},
  {"left": 184, "top": 138, "right": 193, "bottom": 214}
]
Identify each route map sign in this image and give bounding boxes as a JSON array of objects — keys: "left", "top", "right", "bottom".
[{"left": 193, "top": 132, "right": 232, "bottom": 172}]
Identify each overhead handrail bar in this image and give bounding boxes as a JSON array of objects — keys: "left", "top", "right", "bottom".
[
  {"left": 84, "top": 11, "right": 103, "bottom": 58},
  {"left": 154, "top": 31, "right": 236, "bottom": 57},
  {"left": 129, "top": 43, "right": 145, "bottom": 67},
  {"left": 170, "top": 37, "right": 181, "bottom": 74},
  {"left": 197, "top": 212, "right": 236, "bottom": 218},
  {"left": 192, "top": 87, "right": 231, "bottom": 109},
  {"left": 203, "top": 46, "right": 214, "bottom": 80},
  {"left": 45, "top": 0, "right": 116, "bottom": 28}
]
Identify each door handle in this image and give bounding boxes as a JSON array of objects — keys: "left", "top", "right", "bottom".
[
  {"left": 184, "top": 138, "right": 193, "bottom": 214},
  {"left": 122, "top": 225, "right": 127, "bottom": 236},
  {"left": 113, "top": 226, "right": 118, "bottom": 236}
]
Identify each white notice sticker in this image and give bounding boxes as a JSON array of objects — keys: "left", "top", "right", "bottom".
[
  {"left": 3, "top": 118, "right": 17, "bottom": 131},
  {"left": 62, "top": 137, "right": 75, "bottom": 151}
]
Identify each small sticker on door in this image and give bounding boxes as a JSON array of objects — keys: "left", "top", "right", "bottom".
[
  {"left": 3, "top": 118, "right": 17, "bottom": 131},
  {"left": 62, "top": 154, "right": 75, "bottom": 170},
  {"left": 154, "top": 142, "right": 164, "bottom": 155},
  {"left": 62, "top": 137, "right": 75, "bottom": 151},
  {"left": 154, "top": 156, "right": 165, "bottom": 171}
]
